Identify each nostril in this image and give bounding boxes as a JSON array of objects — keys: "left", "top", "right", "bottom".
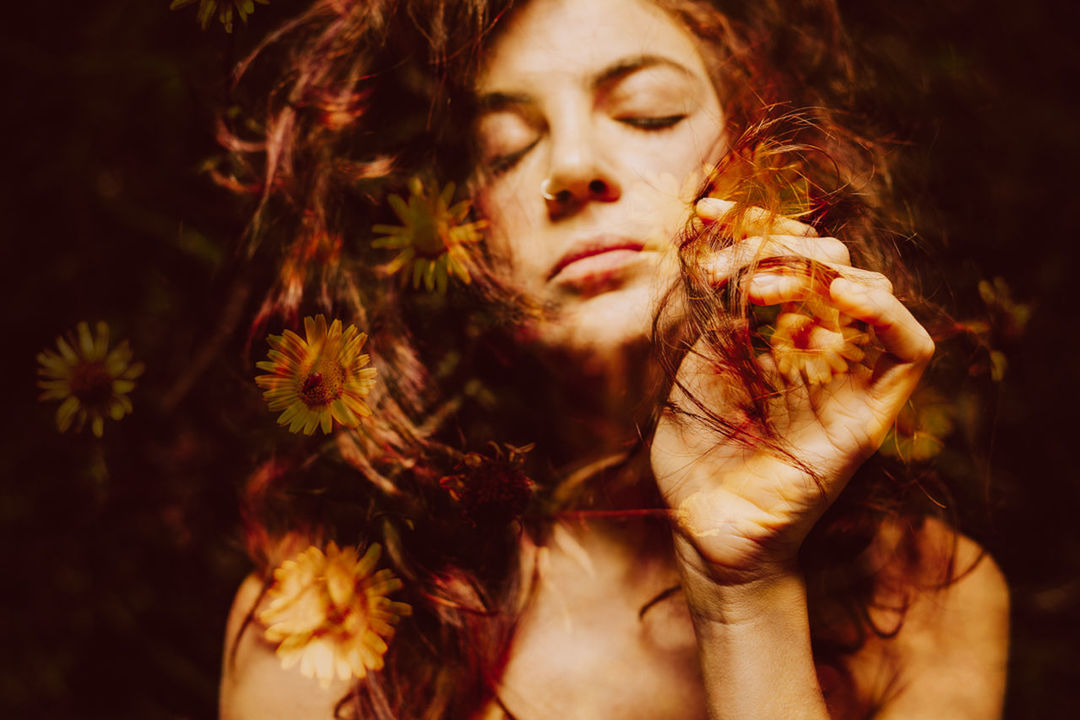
[
  {"left": 555, "top": 189, "right": 573, "bottom": 204},
  {"left": 588, "top": 180, "right": 606, "bottom": 196}
]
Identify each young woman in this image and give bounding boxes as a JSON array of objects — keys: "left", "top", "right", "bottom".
[{"left": 220, "top": 1, "right": 1009, "bottom": 717}]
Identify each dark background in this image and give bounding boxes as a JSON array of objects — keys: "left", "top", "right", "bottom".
[{"left": 2, "top": 0, "right": 1077, "bottom": 717}]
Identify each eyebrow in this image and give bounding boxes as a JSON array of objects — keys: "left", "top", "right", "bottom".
[
  {"left": 476, "top": 54, "right": 697, "bottom": 111},
  {"left": 477, "top": 91, "right": 535, "bottom": 113},
  {"left": 589, "top": 54, "right": 695, "bottom": 91}
]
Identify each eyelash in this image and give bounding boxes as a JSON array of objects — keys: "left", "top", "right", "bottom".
[
  {"left": 485, "top": 114, "right": 687, "bottom": 173},
  {"left": 488, "top": 139, "right": 539, "bottom": 175},
  {"left": 617, "top": 114, "right": 687, "bottom": 130}
]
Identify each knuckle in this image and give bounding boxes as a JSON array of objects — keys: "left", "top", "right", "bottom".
[
  {"left": 863, "top": 271, "right": 893, "bottom": 294},
  {"left": 736, "top": 236, "right": 766, "bottom": 260},
  {"left": 816, "top": 236, "right": 850, "bottom": 264}
]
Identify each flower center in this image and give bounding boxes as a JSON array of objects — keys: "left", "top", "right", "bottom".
[
  {"left": 299, "top": 354, "right": 345, "bottom": 407},
  {"left": 413, "top": 215, "right": 449, "bottom": 258},
  {"left": 69, "top": 361, "right": 114, "bottom": 407},
  {"left": 788, "top": 318, "right": 815, "bottom": 351}
]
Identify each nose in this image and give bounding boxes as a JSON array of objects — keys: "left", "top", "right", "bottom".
[{"left": 542, "top": 116, "right": 620, "bottom": 218}]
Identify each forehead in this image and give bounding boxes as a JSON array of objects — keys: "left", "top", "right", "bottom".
[{"left": 477, "top": 0, "right": 709, "bottom": 90}]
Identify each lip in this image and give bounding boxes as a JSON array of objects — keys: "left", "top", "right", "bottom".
[{"left": 548, "top": 236, "right": 647, "bottom": 281}]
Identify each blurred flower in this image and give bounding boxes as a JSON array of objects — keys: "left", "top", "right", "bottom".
[
  {"left": 37, "top": 321, "right": 145, "bottom": 438},
  {"left": 769, "top": 311, "right": 868, "bottom": 386},
  {"left": 372, "top": 177, "right": 485, "bottom": 294},
  {"left": 951, "top": 277, "right": 1030, "bottom": 382},
  {"left": 169, "top": 0, "right": 268, "bottom": 33},
  {"left": 439, "top": 443, "right": 535, "bottom": 526},
  {"left": 879, "top": 389, "right": 956, "bottom": 462},
  {"left": 978, "top": 276, "right": 1031, "bottom": 342},
  {"left": 259, "top": 542, "right": 412, "bottom": 688},
  {"left": 255, "top": 315, "right": 377, "bottom": 435}
]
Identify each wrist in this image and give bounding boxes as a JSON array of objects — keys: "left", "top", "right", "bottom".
[{"left": 674, "top": 542, "right": 808, "bottom": 627}]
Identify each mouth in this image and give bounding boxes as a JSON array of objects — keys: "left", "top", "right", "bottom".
[{"left": 548, "top": 236, "right": 647, "bottom": 282}]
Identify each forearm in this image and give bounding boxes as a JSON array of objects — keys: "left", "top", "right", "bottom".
[{"left": 678, "top": 552, "right": 831, "bottom": 720}]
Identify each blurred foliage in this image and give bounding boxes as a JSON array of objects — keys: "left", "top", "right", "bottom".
[{"left": 0, "top": 0, "right": 1076, "bottom": 717}]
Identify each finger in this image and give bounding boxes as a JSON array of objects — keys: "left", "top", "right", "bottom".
[
  {"left": 829, "top": 278, "right": 934, "bottom": 365},
  {"left": 694, "top": 197, "right": 735, "bottom": 220},
  {"left": 842, "top": 268, "right": 893, "bottom": 295},
  {"left": 747, "top": 273, "right": 813, "bottom": 306},
  {"left": 746, "top": 266, "right": 890, "bottom": 307},
  {"left": 703, "top": 235, "right": 851, "bottom": 285},
  {"left": 696, "top": 198, "right": 818, "bottom": 238}
]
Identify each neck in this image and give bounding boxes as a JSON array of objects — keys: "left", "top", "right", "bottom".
[{"left": 540, "top": 338, "right": 659, "bottom": 458}]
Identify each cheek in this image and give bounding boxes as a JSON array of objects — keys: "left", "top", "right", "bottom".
[
  {"left": 475, "top": 178, "right": 544, "bottom": 281},
  {"left": 648, "top": 124, "right": 724, "bottom": 185}
]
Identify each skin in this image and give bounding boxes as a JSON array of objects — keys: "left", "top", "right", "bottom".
[
  {"left": 473, "top": 0, "right": 726, "bottom": 356},
  {"left": 221, "top": 0, "right": 1009, "bottom": 717}
]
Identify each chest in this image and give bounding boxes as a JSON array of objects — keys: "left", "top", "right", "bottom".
[
  {"left": 489, "top": 541, "right": 709, "bottom": 720},
  {"left": 481, "top": 531, "right": 877, "bottom": 720}
]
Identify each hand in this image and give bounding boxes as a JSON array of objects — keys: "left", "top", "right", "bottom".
[{"left": 652, "top": 198, "right": 934, "bottom": 588}]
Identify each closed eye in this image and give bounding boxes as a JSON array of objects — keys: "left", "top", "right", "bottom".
[
  {"left": 488, "top": 138, "right": 540, "bottom": 174},
  {"left": 617, "top": 115, "right": 686, "bottom": 130}
]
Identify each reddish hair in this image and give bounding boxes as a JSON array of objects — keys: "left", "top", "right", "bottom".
[{"left": 218, "top": 1, "right": 967, "bottom": 716}]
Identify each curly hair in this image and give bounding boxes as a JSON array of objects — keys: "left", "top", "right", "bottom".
[{"left": 219, "top": 1, "right": 965, "bottom": 717}]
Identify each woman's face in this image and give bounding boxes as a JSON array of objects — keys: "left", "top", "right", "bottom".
[{"left": 473, "top": 0, "right": 726, "bottom": 355}]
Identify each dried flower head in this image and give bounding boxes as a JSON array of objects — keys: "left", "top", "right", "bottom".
[
  {"left": 372, "top": 177, "right": 486, "bottom": 294},
  {"left": 255, "top": 315, "right": 377, "bottom": 435},
  {"left": 37, "top": 321, "right": 145, "bottom": 438},
  {"left": 439, "top": 443, "right": 536, "bottom": 526},
  {"left": 259, "top": 542, "right": 412, "bottom": 688}
]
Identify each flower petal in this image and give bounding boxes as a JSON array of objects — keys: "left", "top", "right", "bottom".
[
  {"left": 77, "top": 322, "right": 95, "bottom": 358},
  {"left": 56, "top": 396, "right": 80, "bottom": 432}
]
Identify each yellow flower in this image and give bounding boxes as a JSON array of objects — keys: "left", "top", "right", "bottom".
[
  {"left": 769, "top": 310, "right": 868, "bottom": 386},
  {"left": 169, "top": 0, "right": 268, "bottom": 33},
  {"left": 258, "top": 542, "right": 412, "bottom": 688},
  {"left": 372, "top": 177, "right": 486, "bottom": 294},
  {"left": 36, "top": 321, "right": 145, "bottom": 438},
  {"left": 255, "top": 315, "right": 377, "bottom": 435}
]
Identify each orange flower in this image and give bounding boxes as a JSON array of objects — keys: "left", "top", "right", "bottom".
[
  {"left": 36, "top": 321, "right": 144, "bottom": 438},
  {"left": 258, "top": 542, "right": 412, "bottom": 688},
  {"left": 769, "top": 310, "right": 868, "bottom": 386},
  {"left": 255, "top": 315, "right": 377, "bottom": 435}
]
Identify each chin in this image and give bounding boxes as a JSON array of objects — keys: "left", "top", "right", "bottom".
[{"left": 533, "top": 283, "right": 660, "bottom": 358}]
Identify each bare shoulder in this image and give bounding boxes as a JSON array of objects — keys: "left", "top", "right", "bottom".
[
  {"left": 848, "top": 517, "right": 1010, "bottom": 719},
  {"left": 220, "top": 573, "right": 353, "bottom": 720}
]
